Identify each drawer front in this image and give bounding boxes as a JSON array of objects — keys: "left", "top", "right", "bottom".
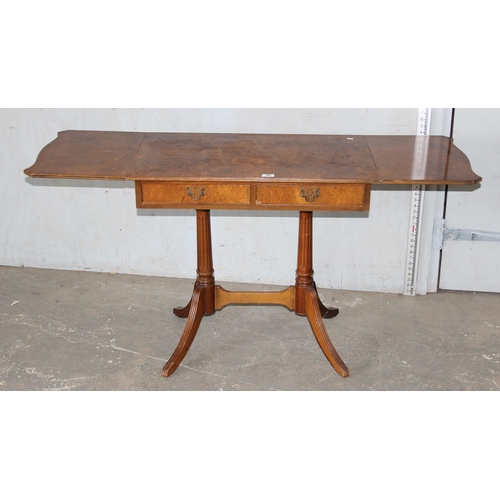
[
  {"left": 256, "top": 183, "right": 370, "bottom": 211},
  {"left": 137, "top": 182, "right": 251, "bottom": 208}
]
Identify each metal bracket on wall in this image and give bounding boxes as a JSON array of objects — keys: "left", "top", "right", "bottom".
[
  {"left": 444, "top": 228, "right": 500, "bottom": 242},
  {"left": 433, "top": 219, "right": 500, "bottom": 248}
]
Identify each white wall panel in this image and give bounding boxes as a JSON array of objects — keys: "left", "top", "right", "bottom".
[
  {"left": 439, "top": 108, "right": 500, "bottom": 292},
  {"left": 1, "top": 108, "right": 418, "bottom": 292}
]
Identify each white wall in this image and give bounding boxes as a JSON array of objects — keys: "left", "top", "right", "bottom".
[
  {"left": 1, "top": 108, "right": 421, "bottom": 293},
  {"left": 439, "top": 108, "right": 500, "bottom": 292}
]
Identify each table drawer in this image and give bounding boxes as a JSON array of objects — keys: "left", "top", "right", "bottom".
[
  {"left": 255, "top": 183, "right": 370, "bottom": 211},
  {"left": 136, "top": 182, "right": 251, "bottom": 208}
]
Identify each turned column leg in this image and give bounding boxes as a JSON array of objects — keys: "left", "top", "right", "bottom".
[
  {"left": 173, "top": 210, "right": 215, "bottom": 317},
  {"left": 195, "top": 209, "right": 215, "bottom": 315},
  {"left": 295, "top": 211, "right": 315, "bottom": 315},
  {"left": 295, "top": 211, "right": 348, "bottom": 377},
  {"left": 163, "top": 210, "right": 215, "bottom": 376},
  {"left": 294, "top": 211, "right": 339, "bottom": 318}
]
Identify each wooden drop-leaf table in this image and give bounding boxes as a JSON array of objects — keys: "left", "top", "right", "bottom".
[{"left": 25, "top": 131, "right": 481, "bottom": 378}]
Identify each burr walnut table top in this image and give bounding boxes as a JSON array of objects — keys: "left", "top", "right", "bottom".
[{"left": 24, "top": 130, "right": 481, "bottom": 186}]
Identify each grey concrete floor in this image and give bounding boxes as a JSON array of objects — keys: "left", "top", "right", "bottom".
[{"left": 1, "top": 265, "right": 499, "bottom": 390}]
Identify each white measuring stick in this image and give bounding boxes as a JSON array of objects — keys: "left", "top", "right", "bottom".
[{"left": 403, "top": 108, "right": 431, "bottom": 296}]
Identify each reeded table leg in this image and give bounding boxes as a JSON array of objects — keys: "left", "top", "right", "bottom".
[
  {"left": 162, "top": 210, "right": 215, "bottom": 377},
  {"left": 304, "top": 286, "right": 349, "bottom": 377},
  {"left": 295, "top": 211, "right": 348, "bottom": 377},
  {"left": 163, "top": 209, "right": 349, "bottom": 378},
  {"left": 162, "top": 282, "right": 205, "bottom": 376}
]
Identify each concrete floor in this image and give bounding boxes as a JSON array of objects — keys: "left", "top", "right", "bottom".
[{"left": 1, "top": 265, "right": 499, "bottom": 390}]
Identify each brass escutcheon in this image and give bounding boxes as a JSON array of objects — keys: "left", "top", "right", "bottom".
[
  {"left": 300, "top": 187, "right": 320, "bottom": 203},
  {"left": 186, "top": 186, "right": 205, "bottom": 201}
]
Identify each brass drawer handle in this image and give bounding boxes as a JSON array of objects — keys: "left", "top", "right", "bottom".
[
  {"left": 300, "top": 187, "right": 320, "bottom": 203},
  {"left": 186, "top": 186, "right": 205, "bottom": 201}
]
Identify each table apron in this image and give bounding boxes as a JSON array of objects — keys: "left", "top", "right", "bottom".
[{"left": 135, "top": 181, "right": 371, "bottom": 211}]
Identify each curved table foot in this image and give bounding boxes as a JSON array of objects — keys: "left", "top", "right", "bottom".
[
  {"left": 312, "top": 282, "right": 339, "bottom": 319},
  {"left": 304, "top": 286, "right": 349, "bottom": 378},
  {"left": 162, "top": 283, "right": 205, "bottom": 377},
  {"left": 173, "top": 299, "right": 192, "bottom": 318}
]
